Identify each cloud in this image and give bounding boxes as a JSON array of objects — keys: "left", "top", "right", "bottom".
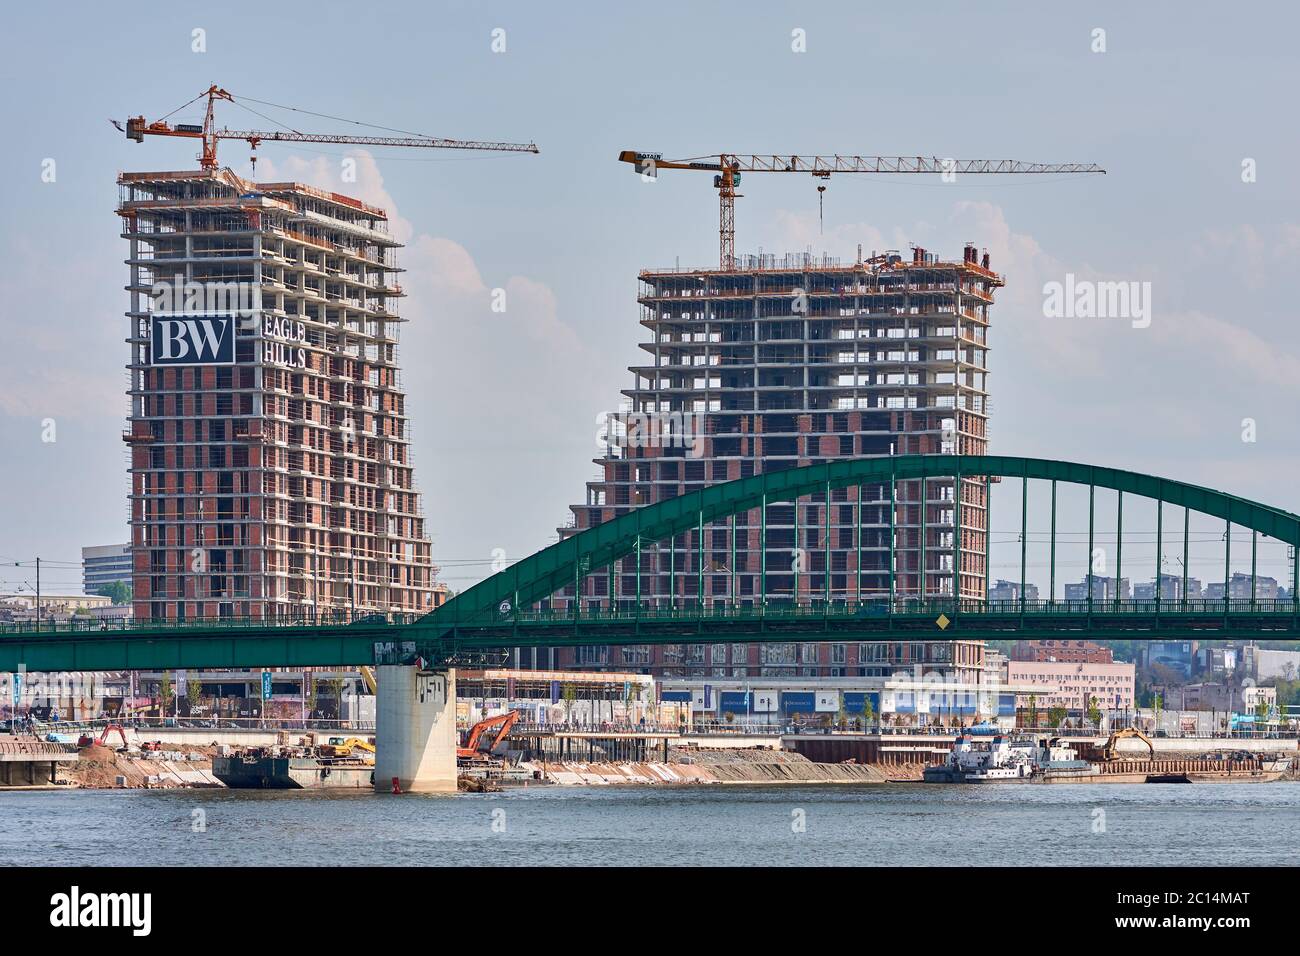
[
  {"left": 257, "top": 150, "right": 608, "bottom": 573},
  {"left": 757, "top": 200, "right": 1300, "bottom": 511}
]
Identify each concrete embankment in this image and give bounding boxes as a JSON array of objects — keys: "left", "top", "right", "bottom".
[{"left": 524, "top": 746, "right": 888, "bottom": 786}]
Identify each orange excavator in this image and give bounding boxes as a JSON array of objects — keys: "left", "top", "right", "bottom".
[
  {"left": 457, "top": 711, "right": 520, "bottom": 762},
  {"left": 77, "top": 724, "right": 129, "bottom": 750}
]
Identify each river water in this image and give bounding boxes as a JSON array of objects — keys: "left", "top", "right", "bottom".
[{"left": 1, "top": 783, "right": 1296, "bottom": 866}]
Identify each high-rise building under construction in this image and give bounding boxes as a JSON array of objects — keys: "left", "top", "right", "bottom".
[
  {"left": 120, "top": 168, "right": 436, "bottom": 622},
  {"left": 554, "top": 246, "right": 1000, "bottom": 677}
]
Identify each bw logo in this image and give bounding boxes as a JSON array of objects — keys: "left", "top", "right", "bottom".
[{"left": 150, "top": 316, "right": 234, "bottom": 366}]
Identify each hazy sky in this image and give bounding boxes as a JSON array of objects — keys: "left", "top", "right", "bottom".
[{"left": 1, "top": 2, "right": 1297, "bottom": 596}]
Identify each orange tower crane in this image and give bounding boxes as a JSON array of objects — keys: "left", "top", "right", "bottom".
[
  {"left": 618, "top": 150, "right": 1104, "bottom": 269},
  {"left": 115, "top": 84, "right": 538, "bottom": 173}
]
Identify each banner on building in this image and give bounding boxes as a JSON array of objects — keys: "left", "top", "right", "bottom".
[{"left": 150, "top": 315, "right": 236, "bottom": 366}]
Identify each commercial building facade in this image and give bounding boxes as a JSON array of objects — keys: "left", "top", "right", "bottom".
[
  {"left": 1012, "top": 639, "right": 1114, "bottom": 664},
  {"left": 82, "top": 543, "right": 133, "bottom": 596},
  {"left": 119, "top": 168, "right": 437, "bottom": 622},
  {"left": 658, "top": 674, "right": 1020, "bottom": 729},
  {"left": 1006, "top": 659, "right": 1136, "bottom": 712}
]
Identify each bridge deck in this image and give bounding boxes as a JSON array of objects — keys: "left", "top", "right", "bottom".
[{"left": 1, "top": 599, "right": 1296, "bottom": 673}]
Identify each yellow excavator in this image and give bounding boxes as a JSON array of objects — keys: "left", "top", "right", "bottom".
[
  {"left": 323, "top": 736, "right": 376, "bottom": 759},
  {"left": 1102, "top": 727, "right": 1155, "bottom": 762}
]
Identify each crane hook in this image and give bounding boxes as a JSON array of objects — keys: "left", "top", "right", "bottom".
[{"left": 817, "top": 184, "right": 827, "bottom": 234}]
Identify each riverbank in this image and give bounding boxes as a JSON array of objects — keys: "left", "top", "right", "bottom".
[
  {"left": 518, "top": 746, "right": 889, "bottom": 786},
  {"left": 57, "top": 743, "right": 221, "bottom": 789}
]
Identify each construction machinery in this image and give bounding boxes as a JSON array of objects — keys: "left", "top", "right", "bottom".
[
  {"left": 322, "top": 736, "right": 375, "bottom": 758},
  {"left": 618, "top": 150, "right": 1105, "bottom": 269},
  {"left": 457, "top": 710, "right": 520, "bottom": 762},
  {"left": 77, "top": 724, "right": 129, "bottom": 750},
  {"left": 115, "top": 84, "right": 538, "bottom": 174},
  {"left": 1102, "top": 726, "right": 1156, "bottom": 762}
]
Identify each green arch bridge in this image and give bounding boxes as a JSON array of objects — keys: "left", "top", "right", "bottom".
[{"left": 3, "top": 456, "right": 1298, "bottom": 673}]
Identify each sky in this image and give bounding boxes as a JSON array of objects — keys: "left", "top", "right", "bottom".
[{"left": 0, "top": 1, "right": 1297, "bottom": 596}]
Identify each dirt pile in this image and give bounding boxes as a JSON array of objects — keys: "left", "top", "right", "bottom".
[{"left": 61, "top": 744, "right": 221, "bottom": 789}]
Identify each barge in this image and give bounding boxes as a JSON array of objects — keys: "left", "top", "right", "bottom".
[{"left": 212, "top": 741, "right": 376, "bottom": 790}]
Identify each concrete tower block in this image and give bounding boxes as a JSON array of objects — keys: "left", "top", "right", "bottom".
[{"left": 374, "top": 666, "right": 458, "bottom": 793}]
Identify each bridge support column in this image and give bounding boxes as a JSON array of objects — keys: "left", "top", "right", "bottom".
[{"left": 374, "top": 666, "right": 458, "bottom": 794}]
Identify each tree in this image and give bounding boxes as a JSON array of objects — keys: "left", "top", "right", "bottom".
[
  {"left": 185, "top": 670, "right": 201, "bottom": 715},
  {"left": 1086, "top": 695, "right": 1101, "bottom": 728},
  {"left": 327, "top": 676, "right": 345, "bottom": 719},
  {"left": 862, "top": 695, "right": 876, "bottom": 730},
  {"left": 561, "top": 683, "right": 578, "bottom": 723},
  {"left": 1047, "top": 705, "right": 1067, "bottom": 729},
  {"left": 1027, "top": 694, "right": 1039, "bottom": 728},
  {"left": 623, "top": 682, "right": 639, "bottom": 725},
  {"left": 157, "top": 670, "right": 174, "bottom": 716},
  {"left": 96, "top": 581, "right": 132, "bottom": 606},
  {"left": 304, "top": 671, "right": 319, "bottom": 718}
]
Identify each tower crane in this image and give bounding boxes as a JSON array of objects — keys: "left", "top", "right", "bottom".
[
  {"left": 618, "top": 150, "right": 1104, "bottom": 269},
  {"left": 114, "top": 84, "right": 538, "bottom": 174}
]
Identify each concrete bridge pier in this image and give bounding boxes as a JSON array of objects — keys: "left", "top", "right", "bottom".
[{"left": 374, "top": 666, "right": 458, "bottom": 794}]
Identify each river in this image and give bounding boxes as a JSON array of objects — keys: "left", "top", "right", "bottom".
[{"left": 1, "top": 783, "right": 1296, "bottom": 866}]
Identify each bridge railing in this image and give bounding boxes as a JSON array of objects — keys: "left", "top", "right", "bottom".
[
  {"left": 484, "top": 597, "right": 1299, "bottom": 626},
  {"left": 0, "top": 611, "right": 423, "bottom": 637}
]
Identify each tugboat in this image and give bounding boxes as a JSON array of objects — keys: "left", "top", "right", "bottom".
[{"left": 924, "top": 734, "right": 1099, "bottom": 783}]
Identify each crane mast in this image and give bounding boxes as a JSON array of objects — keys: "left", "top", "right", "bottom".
[{"left": 619, "top": 150, "right": 1105, "bottom": 268}]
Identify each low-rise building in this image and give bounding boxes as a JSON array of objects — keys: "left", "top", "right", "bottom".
[
  {"left": 1197, "top": 645, "right": 1237, "bottom": 677},
  {"left": 1012, "top": 639, "right": 1113, "bottom": 664},
  {"left": 657, "top": 674, "right": 1024, "bottom": 729},
  {"left": 1143, "top": 640, "right": 1196, "bottom": 679},
  {"left": 1006, "top": 659, "right": 1135, "bottom": 713},
  {"left": 1171, "top": 682, "right": 1275, "bottom": 715},
  {"left": 1243, "top": 645, "right": 1300, "bottom": 682}
]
